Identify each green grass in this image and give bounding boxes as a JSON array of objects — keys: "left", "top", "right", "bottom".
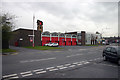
[
  {"left": 85, "top": 44, "right": 100, "bottom": 46},
  {"left": 2, "top": 49, "right": 17, "bottom": 53},
  {"left": 24, "top": 46, "right": 63, "bottom": 50}
]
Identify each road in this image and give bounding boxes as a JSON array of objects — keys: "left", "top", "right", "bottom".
[{"left": 2, "top": 46, "right": 119, "bottom": 79}]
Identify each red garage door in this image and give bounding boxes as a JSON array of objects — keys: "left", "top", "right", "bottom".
[
  {"left": 42, "top": 36, "right": 50, "bottom": 46},
  {"left": 51, "top": 37, "right": 58, "bottom": 43},
  {"left": 59, "top": 37, "right": 65, "bottom": 46},
  {"left": 72, "top": 38, "right": 77, "bottom": 45},
  {"left": 66, "top": 38, "right": 71, "bottom": 46}
]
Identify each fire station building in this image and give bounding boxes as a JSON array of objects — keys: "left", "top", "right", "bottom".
[
  {"left": 9, "top": 20, "right": 102, "bottom": 47},
  {"left": 10, "top": 28, "right": 101, "bottom": 47}
]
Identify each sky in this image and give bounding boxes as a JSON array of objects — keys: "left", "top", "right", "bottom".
[{"left": 1, "top": 0, "right": 119, "bottom": 37}]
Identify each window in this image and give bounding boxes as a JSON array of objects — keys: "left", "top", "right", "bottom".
[
  {"left": 106, "top": 47, "right": 111, "bottom": 52},
  {"left": 111, "top": 48, "right": 116, "bottom": 53}
]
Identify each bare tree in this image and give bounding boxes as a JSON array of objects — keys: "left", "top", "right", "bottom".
[{"left": 0, "top": 13, "right": 16, "bottom": 49}]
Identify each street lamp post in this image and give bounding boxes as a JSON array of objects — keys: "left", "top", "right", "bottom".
[{"left": 33, "top": 14, "right": 35, "bottom": 47}]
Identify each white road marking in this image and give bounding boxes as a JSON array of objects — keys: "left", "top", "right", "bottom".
[
  {"left": 3, "top": 60, "right": 95, "bottom": 79},
  {"left": 69, "top": 65, "right": 76, "bottom": 67},
  {"left": 33, "top": 69, "right": 43, "bottom": 72},
  {"left": 79, "top": 61, "right": 87, "bottom": 64},
  {"left": 66, "top": 54, "right": 82, "bottom": 58},
  {"left": 77, "top": 63, "right": 82, "bottom": 66},
  {"left": 73, "top": 62, "right": 80, "bottom": 64},
  {"left": 64, "top": 64, "right": 71, "bottom": 66},
  {"left": 83, "top": 62, "right": 90, "bottom": 64},
  {"left": 57, "top": 65, "right": 64, "bottom": 68},
  {"left": 99, "top": 63, "right": 117, "bottom": 67},
  {"left": 7, "top": 76, "right": 19, "bottom": 79},
  {"left": 49, "top": 69, "right": 58, "bottom": 71},
  {"left": 46, "top": 67, "right": 55, "bottom": 70},
  {"left": 20, "top": 71, "right": 31, "bottom": 74},
  {"left": 36, "top": 71, "right": 47, "bottom": 74},
  {"left": 20, "top": 57, "right": 56, "bottom": 63},
  {"left": 3, "top": 74, "right": 17, "bottom": 78},
  {"left": 21, "top": 73, "right": 33, "bottom": 77},
  {"left": 89, "top": 60, "right": 93, "bottom": 61},
  {"left": 59, "top": 67, "right": 68, "bottom": 69},
  {"left": 20, "top": 71, "right": 33, "bottom": 77}
]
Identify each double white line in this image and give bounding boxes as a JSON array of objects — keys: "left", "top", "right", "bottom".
[
  {"left": 33, "top": 69, "right": 46, "bottom": 74},
  {"left": 3, "top": 60, "right": 91, "bottom": 79},
  {"left": 46, "top": 67, "right": 58, "bottom": 71},
  {"left": 66, "top": 54, "right": 82, "bottom": 58},
  {"left": 3, "top": 74, "right": 19, "bottom": 79},
  {"left": 20, "top": 71, "right": 33, "bottom": 77}
]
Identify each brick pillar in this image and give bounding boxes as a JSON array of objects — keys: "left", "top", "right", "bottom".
[
  {"left": 81, "top": 31, "right": 86, "bottom": 45},
  {"left": 50, "top": 34, "right": 51, "bottom": 42},
  {"left": 35, "top": 31, "right": 41, "bottom": 46},
  {"left": 65, "top": 35, "right": 66, "bottom": 46}
]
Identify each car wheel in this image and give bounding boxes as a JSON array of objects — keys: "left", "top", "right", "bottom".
[
  {"left": 103, "top": 56, "right": 107, "bottom": 61},
  {"left": 118, "top": 59, "right": 120, "bottom": 66}
]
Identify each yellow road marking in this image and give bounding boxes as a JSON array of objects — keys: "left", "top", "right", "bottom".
[{"left": 11, "top": 53, "right": 18, "bottom": 55}]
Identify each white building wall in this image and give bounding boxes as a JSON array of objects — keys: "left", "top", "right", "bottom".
[{"left": 85, "top": 33, "right": 91, "bottom": 44}]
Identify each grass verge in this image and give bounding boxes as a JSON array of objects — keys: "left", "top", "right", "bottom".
[
  {"left": 24, "top": 46, "right": 63, "bottom": 50},
  {"left": 2, "top": 49, "right": 17, "bottom": 53},
  {"left": 85, "top": 44, "right": 101, "bottom": 46}
]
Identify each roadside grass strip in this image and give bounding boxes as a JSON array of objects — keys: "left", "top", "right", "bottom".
[
  {"left": 24, "top": 46, "right": 62, "bottom": 50},
  {"left": 3, "top": 74, "right": 19, "bottom": 79},
  {"left": 20, "top": 71, "right": 33, "bottom": 77},
  {"left": 11, "top": 52, "right": 18, "bottom": 55},
  {"left": 2, "top": 49, "right": 17, "bottom": 53}
]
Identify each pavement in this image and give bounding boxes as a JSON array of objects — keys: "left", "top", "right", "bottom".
[{"left": 2, "top": 46, "right": 120, "bottom": 79}]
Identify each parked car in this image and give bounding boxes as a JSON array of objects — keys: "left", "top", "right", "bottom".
[
  {"left": 102, "top": 41, "right": 109, "bottom": 45},
  {"left": 102, "top": 41, "right": 106, "bottom": 45},
  {"left": 44, "top": 42, "right": 59, "bottom": 47},
  {"left": 44, "top": 42, "right": 52, "bottom": 46},
  {"left": 102, "top": 46, "right": 120, "bottom": 65}
]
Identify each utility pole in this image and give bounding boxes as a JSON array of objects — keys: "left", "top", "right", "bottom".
[{"left": 33, "top": 14, "right": 35, "bottom": 47}]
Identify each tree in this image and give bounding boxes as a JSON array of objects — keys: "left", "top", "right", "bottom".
[{"left": 0, "top": 13, "right": 15, "bottom": 49}]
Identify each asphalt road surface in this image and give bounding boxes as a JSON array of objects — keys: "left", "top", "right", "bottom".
[{"left": 2, "top": 46, "right": 119, "bottom": 79}]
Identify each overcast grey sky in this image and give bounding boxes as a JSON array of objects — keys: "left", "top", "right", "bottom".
[{"left": 2, "top": 0, "right": 119, "bottom": 37}]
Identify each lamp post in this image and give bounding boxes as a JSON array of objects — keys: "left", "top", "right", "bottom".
[{"left": 33, "top": 14, "right": 35, "bottom": 47}]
